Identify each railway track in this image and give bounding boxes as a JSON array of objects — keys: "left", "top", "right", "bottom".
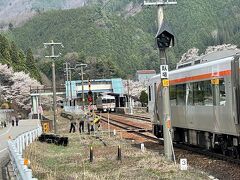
[
  {"left": 112, "top": 113, "right": 151, "bottom": 122},
  {"left": 100, "top": 115, "right": 156, "bottom": 142},
  {"left": 99, "top": 113, "right": 240, "bottom": 165}
]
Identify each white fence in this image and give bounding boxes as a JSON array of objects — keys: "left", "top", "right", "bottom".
[{"left": 8, "top": 125, "right": 42, "bottom": 180}]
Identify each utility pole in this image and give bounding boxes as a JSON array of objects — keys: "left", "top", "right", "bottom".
[
  {"left": 69, "top": 68, "right": 73, "bottom": 105},
  {"left": 64, "top": 63, "right": 74, "bottom": 106},
  {"left": 44, "top": 40, "right": 63, "bottom": 134},
  {"left": 144, "top": 0, "right": 177, "bottom": 161},
  {"left": 127, "top": 79, "right": 133, "bottom": 114},
  {"left": 81, "top": 65, "right": 85, "bottom": 108},
  {"left": 75, "top": 64, "right": 87, "bottom": 109},
  {"left": 127, "top": 79, "right": 130, "bottom": 108},
  {"left": 64, "top": 62, "right": 70, "bottom": 104}
]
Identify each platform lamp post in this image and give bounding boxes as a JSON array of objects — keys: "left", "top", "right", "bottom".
[
  {"left": 75, "top": 63, "right": 87, "bottom": 109},
  {"left": 44, "top": 40, "right": 64, "bottom": 134}
]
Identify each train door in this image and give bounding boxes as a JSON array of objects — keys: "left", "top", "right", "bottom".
[
  {"left": 231, "top": 55, "right": 240, "bottom": 125},
  {"left": 153, "top": 82, "right": 163, "bottom": 138},
  {"left": 185, "top": 83, "right": 193, "bottom": 124},
  {"left": 175, "top": 84, "right": 187, "bottom": 126}
]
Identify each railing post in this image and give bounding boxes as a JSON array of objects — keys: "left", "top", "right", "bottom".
[
  {"left": 15, "top": 138, "right": 19, "bottom": 153},
  {"left": 34, "top": 130, "right": 37, "bottom": 140},
  {"left": 26, "top": 133, "right": 29, "bottom": 147},
  {"left": 25, "top": 169, "right": 33, "bottom": 179},
  {"left": 19, "top": 136, "right": 23, "bottom": 155},
  {"left": 30, "top": 132, "right": 33, "bottom": 144},
  {"left": 22, "top": 135, "right": 26, "bottom": 150}
]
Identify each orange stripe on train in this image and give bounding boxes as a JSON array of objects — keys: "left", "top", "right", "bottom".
[{"left": 170, "top": 70, "right": 231, "bottom": 85}]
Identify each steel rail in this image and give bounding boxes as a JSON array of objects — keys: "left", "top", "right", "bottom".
[
  {"left": 100, "top": 116, "right": 158, "bottom": 142},
  {"left": 112, "top": 113, "right": 151, "bottom": 122},
  {"left": 100, "top": 114, "right": 240, "bottom": 165}
]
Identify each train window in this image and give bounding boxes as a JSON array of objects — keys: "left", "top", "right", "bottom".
[
  {"left": 203, "top": 81, "right": 213, "bottom": 106},
  {"left": 176, "top": 84, "right": 186, "bottom": 105},
  {"left": 148, "top": 86, "right": 152, "bottom": 101},
  {"left": 194, "top": 60, "right": 201, "bottom": 64},
  {"left": 102, "top": 99, "right": 107, "bottom": 103},
  {"left": 193, "top": 81, "right": 213, "bottom": 106},
  {"left": 111, "top": 99, "right": 115, "bottom": 103},
  {"left": 186, "top": 83, "right": 193, "bottom": 105},
  {"left": 193, "top": 82, "right": 204, "bottom": 105},
  {"left": 219, "top": 79, "right": 226, "bottom": 106},
  {"left": 170, "top": 85, "right": 176, "bottom": 105}
]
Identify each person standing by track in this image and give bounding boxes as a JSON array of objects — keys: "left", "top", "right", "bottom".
[
  {"left": 69, "top": 115, "right": 76, "bottom": 133},
  {"left": 79, "top": 114, "right": 85, "bottom": 133}
]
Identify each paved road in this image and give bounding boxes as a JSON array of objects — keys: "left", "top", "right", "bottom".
[{"left": 0, "top": 119, "right": 40, "bottom": 179}]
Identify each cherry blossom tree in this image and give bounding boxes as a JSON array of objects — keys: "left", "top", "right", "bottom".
[
  {"left": 180, "top": 44, "right": 238, "bottom": 63},
  {"left": 0, "top": 63, "right": 41, "bottom": 110}
]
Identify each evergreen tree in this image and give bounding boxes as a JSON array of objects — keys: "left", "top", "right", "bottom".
[
  {"left": 0, "top": 35, "right": 10, "bottom": 56},
  {"left": 26, "top": 48, "right": 35, "bottom": 70},
  {"left": 26, "top": 48, "right": 41, "bottom": 81},
  {"left": 17, "top": 50, "right": 27, "bottom": 72},
  {"left": 2, "top": 49, "right": 11, "bottom": 66},
  {"left": 9, "top": 42, "right": 20, "bottom": 69},
  {"left": 139, "top": 90, "right": 148, "bottom": 107}
]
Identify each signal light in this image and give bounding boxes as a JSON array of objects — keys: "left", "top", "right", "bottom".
[
  {"left": 88, "top": 97, "right": 93, "bottom": 103},
  {"left": 156, "top": 21, "right": 174, "bottom": 49},
  {"left": 88, "top": 90, "right": 93, "bottom": 103}
]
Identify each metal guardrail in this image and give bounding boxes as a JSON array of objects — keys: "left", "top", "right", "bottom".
[{"left": 7, "top": 124, "right": 42, "bottom": 180}]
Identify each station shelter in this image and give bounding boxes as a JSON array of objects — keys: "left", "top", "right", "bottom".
[{"left": 65, "top": 78, "right": 125, "bottom": 107}]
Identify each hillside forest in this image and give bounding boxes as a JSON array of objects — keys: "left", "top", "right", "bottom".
[{"left": 1, "top": 0, "right": 240, "bottom": 84}]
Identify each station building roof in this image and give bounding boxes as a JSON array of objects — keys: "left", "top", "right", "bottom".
[
  {"left": 66, "top": 78, "right": 124, "bottom": 98},
  {"left": 136, "top": 70, "right": 156, "bottom": 74}
]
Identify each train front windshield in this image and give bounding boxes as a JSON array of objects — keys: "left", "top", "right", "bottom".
[{"left": 102, "top": 99, "right": 115, "bottom": 103}]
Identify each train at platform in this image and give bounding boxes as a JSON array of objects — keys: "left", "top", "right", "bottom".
[
  {"left": 148, "top": 49, "right": 240, "bottom": 159},
  {"left": 96, "top": 94, "right": 116, "bottom": 112}
]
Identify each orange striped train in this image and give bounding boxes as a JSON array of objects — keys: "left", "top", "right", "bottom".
[{"left": 148, "top": 49, "right": 240, "bottom": 158}]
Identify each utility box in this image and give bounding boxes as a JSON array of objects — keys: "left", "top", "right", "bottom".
[{"left": 41, "top": 120, "right": 53, "bottom": 133}]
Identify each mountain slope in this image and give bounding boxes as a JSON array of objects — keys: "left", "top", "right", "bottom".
[
  {"left": 10, "top": 0, "right": 240, "bottom": 78},
  {"left": 0, "top": 0, "right": 86, "bottom": 29}
]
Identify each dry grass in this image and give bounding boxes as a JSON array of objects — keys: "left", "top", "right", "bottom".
[{"left": 23, "top": 111, "right": 210, "bottom": 180}]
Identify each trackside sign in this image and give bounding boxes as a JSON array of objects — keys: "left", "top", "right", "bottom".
[{"left": 160, "top": 65, "right": 169, "bottom": 79}]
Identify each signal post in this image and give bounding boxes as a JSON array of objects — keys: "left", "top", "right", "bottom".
[{"left": 144, "top": 0, "right": 177, "bottom": 161}]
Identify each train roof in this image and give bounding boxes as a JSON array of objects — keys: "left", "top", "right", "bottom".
[
  {"left": 177, "top": 49, "right": 240, "bottom": 69},
  {"left": 149, "top": 50, "right": 239, "bottom": 84}
]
